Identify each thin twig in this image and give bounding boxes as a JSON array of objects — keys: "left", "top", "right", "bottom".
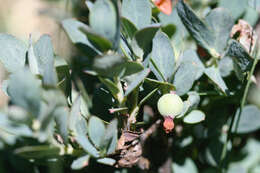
[
  {"left": 140, "top": 119, "right": 162, "bottom": 144},
  {"left": 219, "top": 48, "right": 259, "bottom": 173}
]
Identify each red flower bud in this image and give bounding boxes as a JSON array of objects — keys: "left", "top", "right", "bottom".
[
  {"left": 163, "top": 116, "right": 174, "bottom": 133},
  {"left": 153, "top": 0, "right": 172, "bottom": 15}
]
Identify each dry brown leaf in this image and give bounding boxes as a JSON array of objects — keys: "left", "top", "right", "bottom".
[{"left": 230, "top": 19, "right": 257, "bottom": 54}]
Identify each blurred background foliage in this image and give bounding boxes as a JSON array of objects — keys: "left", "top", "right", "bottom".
[{"left": 0, "top": 0, "right": 260, "bottom": 173}]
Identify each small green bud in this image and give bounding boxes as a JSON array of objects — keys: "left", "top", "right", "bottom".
[{"left": 157, "top": 93, "right": 184, "bottom": 118}]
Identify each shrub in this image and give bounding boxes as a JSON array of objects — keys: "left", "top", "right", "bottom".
[{"left": 0, "top": 0, "right": 260, "bottom": 173}]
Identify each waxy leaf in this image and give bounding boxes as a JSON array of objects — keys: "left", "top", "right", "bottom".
[
  {"left": 121, "top": 17, "right": 138, "bottom": 39},
  {"left": 248, "top": 0, "right": 260, "bottom": 10},
  {"left": 122, "top": 0, "right": 151, "bottom": 29},
  {"left": 226, "top": 39, "right": 253, "bottom": 73},
  {"left": 93, "top": 53, "right": 144, "bottom": 78},
  {"left": 0, "top": 34, "right": 27, "bottom": 72},
  {"left": 219, "top": 0, "right": 247, "bottom": 19},
  {"left": 232, "top": 105, "right": 260, "bottom": 134},
  {"left": 54, "top": 106, "right": 69, "bottom": 144},
  {"left": 132, "top": 25, "right": 160, "bottom": 58},
  {"left": 176, "top": 0, "right": 214, "bottom": 54},
  {"left": 34, "top": 35, "right": 57, "bottom": 86},
  {"left": 177, "top": 1, "right": 234, "bottom": 57},
  {"left": 71, "top": 155, "right": 90, "bottom": 170},
  {"left": 8, "top": 68, "right": 41, "bottom": 117},
  {"left": 183, "top": 110, "right": 205, "bottom": 124},
  {"left": 172, "top": 158, "right": 198, "bottom": 173},
  {"left": 97, "top": 158, "right": 116, "bottom": 166},
  {"left": 101, "top": 119, "right": 118, "bottom": 154},
  {"left": 124, "top": 68, "right": 150, "bottom": 96},
  {"left": 173, "top": 50, "right": 204, "bottom": 95},
  {"left": 204, "top": 66, "right": 229, "bottom": 95},
  {"left": 69, "top": 97, "right": 99, "bottom": 157},
  {"left": 88, "top": 116, "right": 106, "bottom": 149},
  {"left": 62, "top": 19, "right": 99, "bottom": 57},
  {"left": 150, "top": 31, "right": 175, "bottom": 82},
  {"left": 98, "top": 77, "right": 119, "bottom": 99},
  {"left": 205, "top": 8, "right": 234, "bottom": 54},
  {"left": 144, "top": 78, "right": 175, "bottom": 93},
  {"left": 89, "top": 0, "right": 119, "bottom": 47},
  {"left": 80, "top": 27, "right": 113, "bottom": 52},
  {"left": 14, "top": 145, "right": 60, "bottom": 159}
]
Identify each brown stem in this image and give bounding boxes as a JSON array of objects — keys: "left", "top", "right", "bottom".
[{"left": 140, "top": 119, "right": 162, "bottom": 144}]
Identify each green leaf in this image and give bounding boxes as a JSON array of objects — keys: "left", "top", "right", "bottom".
[
  {"left": 97, "top": 158, "right": 116, "bottom": 166},
  {"left": 76, "top": 79, "right": 92, "bottom": 112},
  {"left": 93, "top": 53, "right": 144, "bottom": 78},
  {"left": 228, "top": 139, "right": 260, "bottom": 172},
  {"left": 186, "top": 92, "right": 200, "bottom": 109},
  {"left": 56, "top": 62, "right": 71, "bottom": 98},
  {"left": 161, "top": 24, "right": 176, "bottom": 38},
  {"left": 80, "top": 27, "right": 113, "bottom": 52},
  {"left": 71, "top": 155, "right": 90, "bottom": 170},
  {"left": 123, "top": 61, "right": 145, "bottom": 77},
  {"left": 150, "top": 31, "right": 175, "bottom": 82},
  {"left": 158, "top": 8, "right": 189, "bottom": 57},
  {"left": 28, "top": 36, "right": 40, "bottom": 75},
  {"left": 124, "top": 68, "right": 150, "bottom": 96},
  {"left": 176, "top": 0, "right": 214, "bottom": 54},
  {"left": 39, "top": 89, "right": 68, "bottom": 141},
  {"left": 34, "top": 35, "right": 57, "bottom": 86},
  {"left": 174, "top": 63, "right": 197, "bottom": 96},
  {"left": 219, "top": 0, "right": 247, "bottom": 19},
  {"left": 177, "top": 1, "right": 234, "bottom": 57},
  {"left": 243, "top": 7, "right": 259, "bottom": 26},
  {"left": 14, "top": 145, "right": 60, "bottom": 159},
  {"left": 205, "top": 138, "right": 228, "bottom": 167},
  {"left": 88, "top": 116, "right": 106, "bottom": 149},
  {"left": 173, "top": 50, "right": 204, "bottom": 95},
  {"left": 205, "top": 8, "right": 234, "bottom": 54},
  {"left": 172, "top": 158, "right": 198, "bottom": 173},
  {"left": 139, "top": 88, "right": 158, "bottom": 106},
  {"left": 89, "top": 0, "right": 118, "bottom": 47},
  {"left": 92, "top": 54, "right": 125, "bottom": 77},
  {"left": 183, "top": 110, "right": 205, "bottom": 124},
  {"left": 182, "top": 50, "right": 205, "bottom": 79},
  {"left": 177, "top": 91, "right": 200, "bottom": 119},
  {"left": 36, "top": 102, "right": 56, "bottom": 142},
  {"left": 69, "top": 97, "right": 99, "bottom": 157},
  {"left": 232, "top": 105, "right": 260, "bottom": 134},
  {"left": 132, "top": 25, "right": 160, "bottom": 58},
  {"left": 69, "top": 97, "right": 85, "bottom": 134},
  {"left": 101, "top": 119, "right": 118, "bottom": 154},
  {"left": 226, "top": 39, "right": 253, "bottom": 73},
  {"left": 121, "top": 17, "right": 138, "bottom": 39},
  {"left": 144, "top": 78, "right": 175, "bottom": 93},
  {"left": 36, "top": 89, "right": 68, "bottom": 142},
  {"left": 0, "top": 34, "right": 27, "bottom": 72},
  {"left": 99, "top": 77, "right": 119, "bottom": 99},
  {"left": 122, "top": 0, "right": 151, "bottom": 29},
  {"left": 7, "top": 106, "right": 28, "bottom": 123},
  {"left": 80, "top": 96, "right": 90, "bottom": 118},
  {"left": 204, "top": 66, "right": 229, "bottom": 95},
  {"left": 42, "top": 88, "right": 67, "bottom": 107},
  {"left": 76, "top": 135, "right": 100, "bottom": 158},
  {"left": 7, "top": 68, "right": 41, "bottom": 117},
  {"left": 0, "top": 113, "right": 33, "bottom": 138},
  {"left": 219, "top": 56, "right": 234, "bottom": 77},
  {"left": 62, "top": 19, "right": 98, "bottom": 57},
  {"left": 248, "top": 0, "right": 260, "bottom": 10},
  {"left": 54, "top": 106, "right": 69, "bottom": 144}
]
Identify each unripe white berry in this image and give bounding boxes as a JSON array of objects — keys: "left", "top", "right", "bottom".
[{"left": 157, "top": 93, "right": 184, "bottom": 118}]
